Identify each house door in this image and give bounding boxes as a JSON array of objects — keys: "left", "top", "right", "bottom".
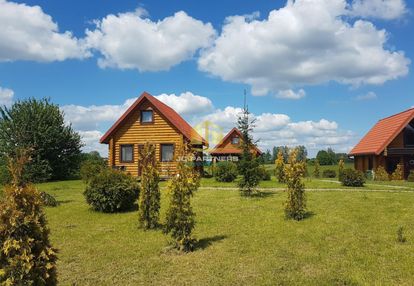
[{"left": 405, "top": 156, "right": 414, "bottom": 179}]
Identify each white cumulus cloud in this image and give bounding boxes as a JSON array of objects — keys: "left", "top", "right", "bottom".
[
  {"left": 0, "top": 0, "right": 89, "bottom": 62},
  {"left": 355, "top": 91, "right": 377, "bottom": 100},
  {"left": 198, "top": 0, "right": 410, "bottom": 96},
  {"left": 197, "top": 106, "right": 353, "bottom": 156},
  {"left": 85, "top": 9, "right": 216, "bottom": 71},
  {"left": 0, "top": 85, "right": 14, "bottom": 106},
  {"left": 350, "top": 0, "right": 407, "bottom": 20},
  {"left": 277, "top": 89, "right": 306, "bottom": 100},
  {"left": 155, "top": 92, "right": 214, "bottom": 115}
]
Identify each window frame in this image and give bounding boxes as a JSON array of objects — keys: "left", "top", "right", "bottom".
[
  {"left": 231, "top": 136, "right": 240, "bottom": 145},
  {"left": 120, "top": 144, "right": 134, "bottom": 163},
  {"left": 140, "top": 110, "right": 154, "bottom": 124},
  {"left": 160, "top": 143, "right": 174, "bottom": 162}
]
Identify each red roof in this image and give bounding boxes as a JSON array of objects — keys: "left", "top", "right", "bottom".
[
  {"left": 100, "top": 92, "right": 207, "bottom": 145},
  {"left": 349, "top": 108, "right": 414, "bottom": 156},
  {"left": 210, "top": 128, "right": 262, "bottom": 155}
]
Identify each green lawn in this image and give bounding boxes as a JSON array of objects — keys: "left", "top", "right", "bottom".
[{"left": 34, "top": 179, "right": 414, "bottom": 285}]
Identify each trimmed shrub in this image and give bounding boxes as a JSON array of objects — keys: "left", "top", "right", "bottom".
[
  {"left": 340, "top": 168, "right": 365, "bottom": 187},
  {"left": 0, "top": 150, "right": 57, "bottom": 285},
  {"left": 284, "top": 149, "right": 307, "bottom": 220},
  {"left": 84, "top": 170, "right": 140, "bottom": 213},
  {"left": 258, "top": 166, "right": 271, "bottom": 181},
  {"left": 275, "top": 150, "right": 285, "bottom": 183},
  {"left": 164, "top": 162, "right": 200, "bottom": 252},
  {"left": 338, "top": 159, "right": 345, "bottom": 181},
  {"left": 313, "top": 159, "right": 320, "bottom": 178},
  {"left": 374, "top": 166, "right": 389, "bottom": 181},
  {"left": 407, "top": 171, "right": 414, "bottom": 182},
  {"left": 138, "top": 144, "right": 160, "bottom": 230},
  {"left": 322, "top": 169, "right": 337, "bottom": 178},
  {"left": 80, "top": 159, "right": 107, "bottom": 183},
  {"left": 391, "top": 164, "right": 404, "bottom": 181},
  {"left": 215, "top": 161, "right": 238, "bottom": 182},
  {"left": 40, "top": 191, "right": 60, "bottom": 207}
]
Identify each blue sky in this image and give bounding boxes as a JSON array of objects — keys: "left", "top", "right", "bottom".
[{"left": 0, "top": 0, "right": 413, "bottom": 156}]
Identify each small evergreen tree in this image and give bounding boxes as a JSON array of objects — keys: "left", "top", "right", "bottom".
[
  {"left": 138, "top": 143, "right": 160, "bottom": 229},
  {"left": 284, "top": 149, "right": 307, "bottom": 220},
  {"left": 0, "top": 149, "right": 57, "bottom": 285},
  {"left": 275, "top": 150, "right": 285, "bottom": 183},
  {"left": 237, "top": 103, "right": 260, "bottom": 196},
  {"left": 338, "top": 159, "right": 345, "bottom": 181},
  {"left": 313, "top": 159, "right": 320, "bottom": 178},
  {"left": 391, "top": 164, "right": 404, "bottom": 181},
  {"left": 164, "top": 158, "right": 200, "bottom": 252}
]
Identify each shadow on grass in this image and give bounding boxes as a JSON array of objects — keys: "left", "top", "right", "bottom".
[
  {"left": 241, "top": 191, "right": 275, "bottom": 199},
  {"left": 285, "top": 211, "right": 315, "bottom": 221},
  {"left": 196, "top": 235, "right": 227, "bottom": 250},
  {"left": 57, "top": 200, "right": 74, "bottom": 204}
]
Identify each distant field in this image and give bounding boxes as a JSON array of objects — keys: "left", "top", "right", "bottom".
[{"left": 30, "top": 180, "right": 414, "bottom": 285}]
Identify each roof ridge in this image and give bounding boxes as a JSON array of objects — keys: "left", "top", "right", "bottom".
[{"left": 379, "top": 107, "right": 414, "bottom": 121}]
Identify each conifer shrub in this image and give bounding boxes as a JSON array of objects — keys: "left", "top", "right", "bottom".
[
  {"left": 407, "top": 171, "right": 414, "bottom": 182},
  {"left": 84, "top": 169, "right": 139, "bottom": 213},
  {"left": 338, "top": 159, "right": 345, "bottom": 181},
  {"left": 284, "top": 149, "right": 307, "bottom": 220},
  {"left": 391, "top": 164, "right": 404, "bottom": 181},
  {"left": 138, "top": 144, "right": 160, "bottom": 229},
  {"left": 313, "top": 159, "right": 320, "bottom": 178},
  {"left": 374, "top": 166, "right": 389, "bottom": 181},
  {"left": 164, "top": 162, "right": 200, "bottom": 252},
  {"left": 322, "top": 169, "right": 337, "bottom": 178},
  {"left": 215, "top": 161, "right": 238, "bottom": 182},
  {"left": 40, "top": 191, "right": 60, "bottom": 207},
  {"left": 340, "top": 168, "right": 365, "bottom": 187},
  {"left": 0, "top": 150, "right": 58, "bottom": 285},
  {"left": 258, "top": 166, "right": 271, "bottom": 181},
  {"left": 275, "top": 150, "right": 285, "bottom": 183}
]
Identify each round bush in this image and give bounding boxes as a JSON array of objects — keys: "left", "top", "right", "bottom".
[
  {"left": 80, "top": 159, "right": 107, "bottom": 183},
  {"left": 40, "top": 191, "right": 60, "bottom": 207},
  {"left": 322, "top": 169, "right": 336, "bottom": 178},
  {"left": 84, "top": 170, "right": 140, "bottom": 213},
  {"left": 215, "top": 161, "right": 238, "bottom": 182},
  {"left": 258, "top": 166, "right": 271, "bottom": 181},
  {"left": 340, "top": 168, "right": 365, "bottom": 187},
  {"left": 407, "top": 171, "right": 414, "bottom": 182}
]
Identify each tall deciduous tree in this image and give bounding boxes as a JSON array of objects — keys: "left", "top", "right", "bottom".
[
  {"left": 0, "top": 98, "right": 83, "bottom": 182},
  {"left": 138, "top": 143, "right": 160, "bottom": 230},
  {"left": 164, "top": 159, "right": 200, "bottom": 252},
  {"left": 237, "top": 103, "right": 260, "bottom": 196}
]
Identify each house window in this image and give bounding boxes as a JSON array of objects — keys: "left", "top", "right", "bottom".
[
  {"left": 120, "top": 145, "right": 134, "bottom": 163},
  {"left": 161, "top": 144, "right": 174, "bottom": 162},
  {"left": 141, "top": 110, "right": 153, "bottom": 123},
  {"left": 231, "top": 136, "right": 239, "bottom": 145},
  {"left": 404, "top": 120, "right": 414, "bottom": 147}
]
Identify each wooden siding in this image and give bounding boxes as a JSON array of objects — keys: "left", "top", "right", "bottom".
[
  {"left": 388, "top": 131, "right": 404, "bottom": 148},
  {"left": 108, "top": 99, "right": 186, "bottom": 177}
]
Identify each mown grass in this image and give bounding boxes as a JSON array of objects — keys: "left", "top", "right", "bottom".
[{"left": 34, "top": 180, "right": 414, "bottom": 285}]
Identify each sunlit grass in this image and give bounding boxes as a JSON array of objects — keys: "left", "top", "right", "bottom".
[{"left": 33, "top": 180, "right": 414, "bottom": 285}]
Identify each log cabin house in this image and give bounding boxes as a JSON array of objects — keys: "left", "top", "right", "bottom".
[
  {"left": 349, "top": 107, "right": 414, "bottom": 179},
  {"left": 100, "top": 92, "right": 207, "bottom": 178},
  {"left": 209, "top": 128, "right": 262, "bottom": 161}
]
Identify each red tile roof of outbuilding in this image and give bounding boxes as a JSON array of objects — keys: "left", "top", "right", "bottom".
[
  {"left": 349, "top": 108, "right": 414, "bottom": 156},
  {"left": 210, "top": 128, "right": 262, "bottom": 155},
  {"left": 100, "top": 92, "right": 207, "bottom": 145}
]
